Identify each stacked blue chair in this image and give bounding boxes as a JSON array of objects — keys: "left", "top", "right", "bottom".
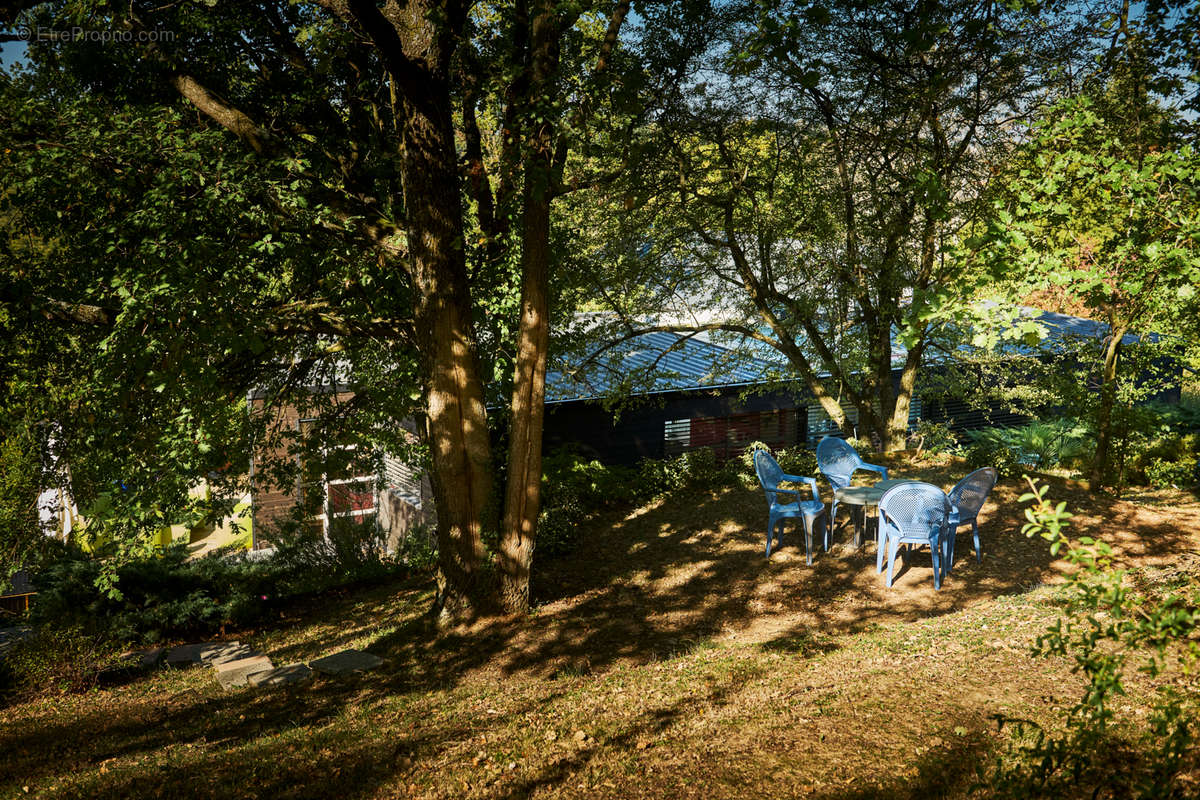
[
  {"left": 876, "top": 481, "right": 954, "bottom": 590},
  {"left": 753, "top": 449, "right": 828, "bottom": 562},
  {"left": 945, "top": 467, "right": 998, "bottom": 571},
  {"left": 816, "top": 436, "right": 888, "bottom": 536}
]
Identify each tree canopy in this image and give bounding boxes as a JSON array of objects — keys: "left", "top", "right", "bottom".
[{"left": 564, "top": 0, "right": 1102, "bottom": 451}]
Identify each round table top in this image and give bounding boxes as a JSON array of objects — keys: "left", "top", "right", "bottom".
[{"left": 834, "top": 479, "right": 912, "bottom": 506}]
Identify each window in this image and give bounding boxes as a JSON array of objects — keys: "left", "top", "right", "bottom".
[
  {"left": 298, "top": 418, "right": 378, "bottom": 537},
  {"left": 664, "top": 418, "right": 691, "bottom": 449},
  {"left": 383, "top": 452, "right": 424, "bottom": 507},
  {"left": 806, "top": 403, "right": 859, "bottom": 444}
]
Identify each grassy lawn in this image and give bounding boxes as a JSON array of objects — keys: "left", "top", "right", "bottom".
[{"left": 3, "top": 459, "right": 1199, "bottom": 799}]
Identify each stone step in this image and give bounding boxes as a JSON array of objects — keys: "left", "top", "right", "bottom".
[
  {"left": 214, "top": 655, "right": 274, "bottom": 690},
  {"left": 166, "top": 641, "right": 245, "bottom": 668},
  {"left": 119, "top": 647, "right": 165, "bottom": 669},
  {"left": 246, "top": 663, "right": 313, "bottom": 688},
  {"left": 309, "top": 649, "right": 384, "bottom": 676},
  {"left": 205, "top": 646, "right": 262, "bottom": 667}
]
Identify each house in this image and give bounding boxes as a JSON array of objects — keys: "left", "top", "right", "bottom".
[
  {"left": 246, "top": 388, "right": 435, "bottom": 553},
  {"left": 33, "top": 389, "right": 434, "bottom": 557},
  {"left": 540, "top": 307, "right": 1178, "bottom": 465}
]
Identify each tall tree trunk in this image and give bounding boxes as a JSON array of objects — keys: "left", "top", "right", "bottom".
[
  {"left": 498, "top": 0, "right": 559, "bottom": 614},
  {"left": 374, "top": 0, "right": 495, "bottom": 618},
  {"left": 884, "top": 344, "right": 924, "bottom": 452},
  {"left": 1089, "top": 326, "right": 1126, "bottom": 490}
]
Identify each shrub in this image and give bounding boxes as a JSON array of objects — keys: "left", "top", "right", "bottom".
[
  {"left": 266, "top": 516, "right": 400, "bottom": 596},
  {"left": 909, "top": 420, "right": 958, "bottom": 456},
  {"left": 965, "top": 421, "right": 1095, "bottom": 473},
  {"left": 1129, "top": 431, "right": 1200, "bottom": 484},
  {"left": 30, "top": 518, "right": 404, "bottom": 645},
  {"left": 636, "top": 448, "right": 733, "bottom": 498},
  {"left": 636, "top": 456, "right": 686, "bottom": 496},
  {"left": 989, "top": 479, "right": 1200, "bottom": 796},
  {"left": 538, "top": 447, "right": 642, "bottom": 559},
  {"left": 674, "top": 446, "right": 726, "bottom": 485},
  {"left": 542, "top": 448, "right": 640, "bottom": 509},
  {"left": 395, "top": 522, "right": 438, "bottom": 571},
  {"left": 536, "top": 445, "right": 738, "bottom": 559},
  {"left": 30, "top": 545, "right": 277, "bottom": 643},
  {"left": 535, "top": 493, "right": 585, "bottom": 559},
  {"left": 844, "top": 435, "right": 873, "bottom": 454},
  {"left": 1, "top": 624, "right": 123, "bottom": 699},
  {"left": 1145, "top": 457, "right": 1198, "bottom": 489},
  {"left": 737, "top": 442, "right": 819, "bottom": 489},
  {"left": 963, "top": 433, "right": 1021, "bottom": 479}
]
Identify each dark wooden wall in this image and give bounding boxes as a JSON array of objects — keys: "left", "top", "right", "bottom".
[{"left": 542, "top": 386, "right": 808, "bottom": 465}]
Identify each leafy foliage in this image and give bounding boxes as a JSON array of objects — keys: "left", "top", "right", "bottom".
[
  {"left": 735, "top": 441, "right": 817, "bottom": 489},
  {"left": 963, "top": 432, "right": 1022, "bottom": 479},
  {"left": 0, "top": 424, "right": 56, "bottom": 581},
  {"left": 989, "top": 478, "right": 1200, "bottom": 796},
  {"left": 908, "top": 420, "right": 959, "bottom": 457},
  {"left": 1145, "top": 457, "right": 1198, "bottom": 490},
  {"left": 537, "top": 446, "right": 739, "bottom": 558},
  {"left": 566, "top": 0, "right": 1097, "bottom": 450},
  {"left": 0, "top": 624, "right": 123, "bottom": 700},
  {"left": 30, "top": 531, "right": 403, "bottom": 645},
  {"left": 974, "top": 3, "right": 1200, "bottom": 488}
]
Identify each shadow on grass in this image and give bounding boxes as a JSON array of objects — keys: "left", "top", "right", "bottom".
[
  {"left": 0, "top": 648, "right": 1010, "bottom": 800},
  {"left": 361, "top": 462, "right": 1196, "bottom": 694},
  {"left": 3, "top": 458, "right": 1197, "bottom": 798}
]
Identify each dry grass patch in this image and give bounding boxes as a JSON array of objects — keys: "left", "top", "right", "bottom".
[{"left": 3, "top": 459, "right": 1198, "bottom": 799}]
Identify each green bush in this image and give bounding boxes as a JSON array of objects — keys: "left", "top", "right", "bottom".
[
  {"left": 674, "top": 446, "right": 726, "bottom": 485},
  {"left": 964, "top": 433, "right": 1021, "bottom": 479},
  {"left": 542, "top": 448, "right": 641, "bottom": 509},
  {"left": 266, "top": 515, "right": 401, "bottom": 596},
  {"left": 1129, "top": 431, "right": 1200, "bottom": 484},
  {"left": 736, "top": 442, "right": 819, "bottom": 489},
  {"left": 537, "top": 448, "right": 640, "bottom": 559},
  {"left": 990, "top": 479, "right": 1200, "bottom": 796},
  {"left": 30, "top": 545, "right": 277, "bottom": 643},
  {"left": 909, "top": 420, "right": 958, "bottom": 456},
  {"left": 1, "top": 624, "right": 123, "bottom": 699},
  {"left": 30, "top": 517, "right": 403, "bottom": 645},
  {"left": 844, "top": 436, "right": 873, "bottom": 454},
  {"left": 395, "top": 522, "right": 438, "bottom": 571},
  {"left": 536, "top": 494, "right": 586, "bottom": 559},
  {"left": 636, "top": 447, "right": 733, "bottom": 498},
  {"left": 536, "top": 445, "right": 738, "bottom": 559},
  {"left": 1145, "top": 457, "right": 1198, "bottom": 489}
]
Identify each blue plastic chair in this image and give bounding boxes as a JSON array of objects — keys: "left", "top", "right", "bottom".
[
  {"left": 875, "top": 481, "right": 954, "bottom": 590},
  {"left": 816, "top": 436, "right": 888, "bottom": 535},
  {"left": 945, "top": 467, "right": 998, "bottom": 572},
  {"left": 754, "top": 449, "right": 827, "bottom": 562}
]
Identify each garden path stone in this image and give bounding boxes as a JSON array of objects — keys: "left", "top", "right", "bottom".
[
  {"left": 246, "top": 663, "right": 313, "bottom": 688},
  {"left": 165, "top": 643, "right": 208, "bottom": 667},
  {"left": 214, "top": 655, "right": 274, "bottom": 689},
  {"left": 309, "top": 649, "right": 384, "bottom": 675},
  {"left": 204, "top": 645, "right": 260, "bottom": 666}
]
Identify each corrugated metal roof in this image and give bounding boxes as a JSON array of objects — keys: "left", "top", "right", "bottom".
[
  {"left": 545, "top": 307, "right": 1151, "bottom": 406},
  {"left": 1028, "top": 308, "right": 1144, "bottom": 346},
  {"left": 545, "top": 331, "right": 777, "bottom": 404}
]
